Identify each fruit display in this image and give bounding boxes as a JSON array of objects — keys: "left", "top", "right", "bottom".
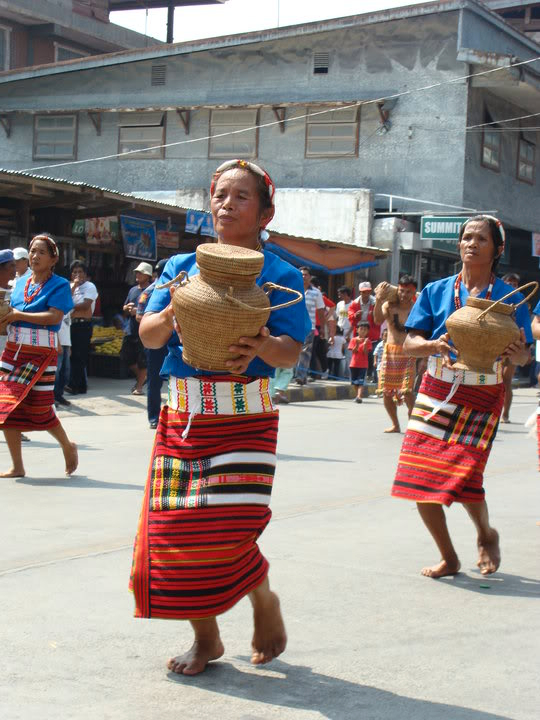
[{"left": 91, "top": 326, "right": 124, "bottom": 356}]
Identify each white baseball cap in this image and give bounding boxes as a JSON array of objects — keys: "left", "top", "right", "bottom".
[
  {"left": 13, "top": 247, "right": 29, "bottom": 260},
  {"left": 358, "top": 281, "right": 372, "bottom": 291},
  {"left": 134, "top": 262, "right": 153, "bottom": 276}
]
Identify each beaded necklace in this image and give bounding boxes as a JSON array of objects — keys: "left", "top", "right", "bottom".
[
  {"left": 454, "top": 271, "right": 494, "bottom": 310},
  {"left": 23, "top": 274, "right": 51, "bottom": 304}
]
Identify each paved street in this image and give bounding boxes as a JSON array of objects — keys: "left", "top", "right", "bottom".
[{"left": 1, "top": 380, "right": 539, "bottom": 720}]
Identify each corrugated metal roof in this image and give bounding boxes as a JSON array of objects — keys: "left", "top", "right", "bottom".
[
  {"left": 0, "top": 167, "right": 195, "bottom": 214},
  {"left": 3, "top": 1, "right": 533, "bottom": 85}
]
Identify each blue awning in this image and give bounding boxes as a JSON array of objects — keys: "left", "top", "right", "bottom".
[{"left": 265, "top": 242, "right": 378, "bottom": 275}]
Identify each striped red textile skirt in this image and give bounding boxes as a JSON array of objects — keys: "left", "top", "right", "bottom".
[
  {"left": 377, "top": 343, "right": 416, "bottom": 402},
  {"left": 130, "top": 376, "right": 279, "bottom": 620},
  {"left": 0, "top": 341, "right": 58, "bottom": 431},
  {"left": 392, "top": 371, "right": 504, "bottom": 506}
]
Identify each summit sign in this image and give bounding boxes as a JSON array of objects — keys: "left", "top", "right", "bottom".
[{"left": 421, "top": 216, "right": 466, "bottom": 253}]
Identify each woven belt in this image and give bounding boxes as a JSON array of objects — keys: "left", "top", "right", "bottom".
[
  {"left": 427, "top": 355, "right": 502, "bottom": 386},
  {"left": 7, "top": 325, "right": 57, "bottom": 349},
  {"left": 168, "top": 376, "right": 275, "bottom": 416}
]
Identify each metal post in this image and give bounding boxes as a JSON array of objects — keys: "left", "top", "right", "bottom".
[{"left": 166, "top": 0, "right": 174, "bottom": 44}]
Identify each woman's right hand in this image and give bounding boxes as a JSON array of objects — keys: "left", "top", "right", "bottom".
[{"left": 434, "top": 333, "right": 455, "bottom": 367}]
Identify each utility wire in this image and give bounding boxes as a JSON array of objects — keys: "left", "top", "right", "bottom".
[{"left": 21, "top": 53, "right": 540, "bottom": 174}]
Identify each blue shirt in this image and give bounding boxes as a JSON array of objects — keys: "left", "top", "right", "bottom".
[
  {"left": 407, "top": 274, "right": 533, "bottom": 345},
  {"left": 146, "top": 249, "right": 311, "bottom": 378},
  {"left": 137, "top": 280, "right": 156, "bottom": 316},
  {"left": 533, "top": 300, "right": 540, "bottom": 315},
  {"left": 10, "top": 273, "right": 74, "bottom": 332}
]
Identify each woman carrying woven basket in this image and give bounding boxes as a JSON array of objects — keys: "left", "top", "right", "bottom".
[
  {"left": 130, "top": 160, "right": 310, "bottom": 675},
  {"left": 391, "top": 215, "right": 532, "bottom": 578},
  {"left": 0, "top": 234, "right": 78, "bottom": 478}
]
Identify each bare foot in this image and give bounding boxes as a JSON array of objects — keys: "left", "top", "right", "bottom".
[
  {"left": 421, "top": 557, "right": 461, "bottom": 578},
  {"left": 64, "top": 442, "right": 78, "bottom": 476},
  {"left": 500, "top": 417, "right": 510, "bottom": 424},
  {"left": 0, "top": 467, "right": 25, "bottom": 478},
  {"left": 477, "top": 529, "right": 500, "bottom": 575},
  {"left": 167, "top": 637, "right": 224, "bottom": 676},
  {"left": 384, "top": 425, "right": 400, "bottom": 433},
  {"left": 251, "top": 591, "right": 287, "bottom": 665}
]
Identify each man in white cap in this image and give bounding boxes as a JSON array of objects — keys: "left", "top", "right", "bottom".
[
  {"left": 121, "top": 262, "right": 152, "bottom": 395},
  {"left": 348, "top": 280, "right": 381, "bottom": 383},
  {"left": 10, "top": 247, "right": 29, "bottom": 288}
]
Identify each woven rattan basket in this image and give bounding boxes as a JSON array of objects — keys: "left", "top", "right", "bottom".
[
  {"left": 446, "top": 281, "right": 537, "bottom": 373},
  {"left": 159, "top": 243, "right": 303, "bottom": 371}
]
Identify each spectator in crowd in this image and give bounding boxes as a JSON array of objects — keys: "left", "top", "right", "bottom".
[
  {"left": 373, "top": 328, "right": 388, "bottom": 388},
  {"left": 54, "top": 311, "right": 71, "bottom": 407},
  {"left": 327, "top": 326, "right": 346, "bottom": 379},
  {"left": 9, "top": 247, "right": 29, "bottom": 288},
  {"left": 348, "top": 321, "right": 371, "bottom": 403},
  {"left": 348, "top": 281, "right": 381, "bottom": 383},
  {"left": 136, "top": 258, "right": 168, "bottom": 428},
  {"left": 310, "top": 276, "right": 335, "bottom": 379},
  {"left": 0, "top": 249, "right": 16, "bottom": 355},
  {"left": 66, "top": 260, "right": 98, "bottom": 395},
  {"left": 122, "top": 262, "right": 152, "bottom": 395},
  {"left": 269, "top": 367, "right": 293, "bottom": 404},
  {"left": 336, "top": 286, "right": 353, "bottom": 378},
  {"left": 295, "top": 267, "right": 325, "bottom": 385}
]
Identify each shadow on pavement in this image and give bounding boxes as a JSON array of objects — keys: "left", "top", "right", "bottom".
[
  {"left": 277, "top": 453, "right": 353, "bottom": 463},
  {"left": 166, "top": 657, "right": 513, "bottom": 720},
  {"left": 439, "top": 570, "right": 540, "bottom": 598},
  {"left": 15, "top": 476, "right": 143, "bottom": 491}
]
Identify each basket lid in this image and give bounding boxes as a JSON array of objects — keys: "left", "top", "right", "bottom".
[
  {"left": 196, "top": 243, "right": 264, "bottom": 276},
  {"left": 467, "top": 296, "right": 514, "bottom": 316}
]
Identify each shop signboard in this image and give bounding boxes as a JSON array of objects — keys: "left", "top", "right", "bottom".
[
  {"left": 157, "top": 230, "right": 179, "bottom": 249},
  {"left": 420, "top": 216, "right": 465, "bottom": 253},
  {"left": 86, "top": 216, "right": 118, "bottom": 246},
  {"left": 120, "top": 215, "right": 157, "bottom": 261},
  {"left": 185, "top": 210, "right": 216, "bottom": 238}
]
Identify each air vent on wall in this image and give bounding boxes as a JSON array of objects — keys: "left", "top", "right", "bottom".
[
  {"left": 313, "top": 52, "right": 329, "bottom": 74},
  {"left": 151, "top": 65, "right": 167, "bottom": 86}
]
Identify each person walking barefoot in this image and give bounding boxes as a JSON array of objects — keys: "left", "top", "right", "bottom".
[
  {"left": 0, "top": 234, "right": 78, "bottom": 478},
  {"left": 130, "top": 160, "right": 310, "bottom": 674},
  {"left": 391, "top": 216, "right": 532, "bottom": 578}
]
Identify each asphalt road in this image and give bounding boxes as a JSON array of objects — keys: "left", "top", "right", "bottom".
[{"left": 1, "top": 380, "right": 539, "bottom": 720}]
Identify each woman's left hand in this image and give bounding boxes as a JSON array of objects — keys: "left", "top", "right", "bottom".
[
  {"left": 226, "top": 326, "right": 271, "bottom": 374},
  {"left": 501, "top": 328, "right": 528, "bottom": 365}
]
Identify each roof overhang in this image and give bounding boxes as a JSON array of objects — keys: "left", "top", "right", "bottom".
[{"left": 0, "top": 168, "right": 188, "bottom": 220}]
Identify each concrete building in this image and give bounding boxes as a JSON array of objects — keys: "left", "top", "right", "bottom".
[{"left": 0, "top": 0, "right": 539, "bottom": 291}]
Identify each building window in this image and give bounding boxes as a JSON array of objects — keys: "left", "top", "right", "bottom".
[
  {"left": 306, "top": 106, "right": 358, "bottom": 157},
  {"left": 118, "top": 112, "right": 165, "bottom": 159},
  {"left": 0, "top": 25, "right": 11, "bottom": 71},
  {"left": 517, "top": 137, "right": 535, "bottom": 184},
  {"left": 209, "top": 109, "right": 258, "bottom": 159},
  {"left": 55, "top": 43, "right": 88, "bottom": 62},
  {"left": 481, "top": 128, "right": 501, "bottom": 171},
  {"left": 33, "top": 115, "right": 77, "bottom": 160},
  {"left": 313, "top": 51, "right": 330, "bottom": 74}
]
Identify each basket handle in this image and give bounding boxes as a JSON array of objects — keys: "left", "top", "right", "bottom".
[
  {"left": 155, "top": 270, "right": 190, "bottom": 290},
  {"left": 477, "top": 281, "right": 538, "bottom": 321},
  {"left": 224, "top": 282, "right": 303, "bottom": 315}
]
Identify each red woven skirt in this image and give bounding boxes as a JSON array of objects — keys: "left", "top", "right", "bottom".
[
  {"left": 130, "top": 401, "right": 279, "bottom": 619},
  {"left": 0, "top": 341, "right": 59, "bottom": 431},
  {"left": 392, "top": 372, "right": 504, "bottom": 506}
]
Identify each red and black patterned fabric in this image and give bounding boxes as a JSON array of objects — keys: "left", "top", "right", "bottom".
[
  {"left": 392, "top": 372, "right": 504, "bottom": 506},
  {"left": 0, "top": 341, "right": 58, "bottom": 431},
  {"left": 130, "top": 395, "right": 279, "bottom": 619}
]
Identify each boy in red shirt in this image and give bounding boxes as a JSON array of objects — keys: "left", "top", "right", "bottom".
[{"left": 348, "top": 321, "right": 372, "bottom": 403}]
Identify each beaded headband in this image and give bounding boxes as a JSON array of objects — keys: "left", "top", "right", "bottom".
[
  {"left": 29, "top": 234, "right": 59, "bottom": 257},
  {"left": 210, "top": 159, "right": 276, "bottom": 206}
]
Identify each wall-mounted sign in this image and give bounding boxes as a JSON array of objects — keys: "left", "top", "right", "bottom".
[
  {"left": 120, "top": 215, "right": 157, "bottom": 261},
  {"left": 157, "top": 230, "right": 179, "bottom": 249},
  {"left": 420, "top": 216, "right": 466, "bottom": 253},
  {"left": 185, "top": 210, "right": 216, "bottom": 238}
]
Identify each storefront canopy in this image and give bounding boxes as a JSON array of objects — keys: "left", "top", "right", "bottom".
[{"left": 266, "top": 235, "right": 386, "bottom": 275}]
